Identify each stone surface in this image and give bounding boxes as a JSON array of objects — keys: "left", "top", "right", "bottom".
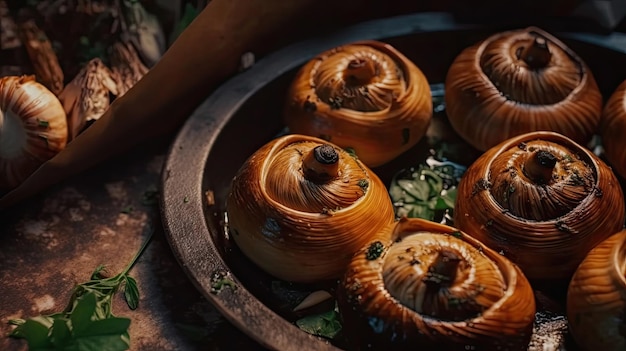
[{"left": 0, "top": 139, "right": 265, "bottom": 351}]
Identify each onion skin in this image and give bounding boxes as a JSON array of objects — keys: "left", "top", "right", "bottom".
[
  {"left": 0, "top": 75, "right": 67, "bottom": 191},
  {"left": 226, "top": 134, "right": 396, "bottom": 283},
  {"left": 337, "top": 217, "right": 536, "bottom": 351},
  {"left": 445, "top": 27, "right": 602, "bottom": 152},
  {"left": 454, "top": 131, "right": 625, "bottom": 281},
  {"left": 600, "top": 79, "right": 626, "bottom": 180},
  {"left": 284, "top": 40, "right": 432, "bottom": 167},
  {"left": 567, "top": 230, "right": 626, "bottom": 351}
]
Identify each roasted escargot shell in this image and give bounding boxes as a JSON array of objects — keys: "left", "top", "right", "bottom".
[
  {"left": 284, "top": 40, "right": 432, "bottom": 167},
  {"left": 445, "top": 27, "right": 602, "bottom": 151},
  {"left": 454, "top": 131, "right": 625, "bottom": 281},
  {"left": 226, "top": 134, "right": 395, "bottom": 283},
  {"left": 600, "top": 79, "right": 626, "bottom": 179},
  {"left": 337, "top": 217, "right": 536, "bottom": 351},
  {"left": 567, "top": 229, "right": 626, "bottom": 351}
]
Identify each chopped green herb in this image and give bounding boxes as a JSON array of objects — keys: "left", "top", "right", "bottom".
[
  {"left": 295, "top": 307, "right": 342, "bottom": 340},
  {"left": 328, "top": 96, "right": 343, "bottom": 109},
  {"left": 389, "top": 156, "right": 465, "bottom": 223},
  {"left": 450, "top": 231, "right": 462, "bottom": 239},
  {"left": 365, "top": 241, "right": 384, "bottom": 260},
  {"left": 357, "top": 179, "right": 369, "bottom": 191},
  {"left": 472, "top": 179, "right": 490, "bottom": 196},
  {"left": 8, "top": 229, "right": 153, "bottom": 350},
  {"left": 210, "top": 271, "right": 237, "bottom": 294},
  {"left": 120, "top": 205, "right": 134, "bottom": 214},
  {"left": 344, "top": 147, "right": 358, "bottom": 158},
  {"left": 37, "top": 119, "right": 50, "bottom": 128}
]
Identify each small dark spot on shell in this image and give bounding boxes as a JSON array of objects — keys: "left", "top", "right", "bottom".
[
  {"left": 329, "top": 96, "right": 343, "bottom": 109},
  {"left": 594, "top": 187, "right": 603, "bottom": 197},
  {"left": 402, "top": 128, "right": 410, "bottom": 145},
  {"left": 303, "top": 100, "right": 317, "bottom": 112},
  {"left": 471, "top": 179, "right": 491, "bottom": 195},
  {"left": 556, "top": 220, "right": 577, "bottom": 234},
  {"left": 358, "top": 179, "right": 369, "bottom": 191}
]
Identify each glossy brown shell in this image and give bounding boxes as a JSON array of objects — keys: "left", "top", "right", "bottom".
[
  {"left": 226, "top": 134, "right": 396, "bottom": 283},
  {"left": 567, "top": 229, "right": 626, "bottom": 351},
  {"left": 284, "top": 40, "right": 432, "bottom": 167},
  {"left": 454, "top": 131, "right": 625, "bottom": 281},
  {"left": 445, "top": 27, "right": 602, "bottom": 152},
  {"left": 337, "top": 217, "right": 536, "bottom": 351},
  {"left": 600, "top": 79, "right": 626, "bottom": 179},
  {"left": 0, "top": 75, "right": 67, "bottom": 191}
]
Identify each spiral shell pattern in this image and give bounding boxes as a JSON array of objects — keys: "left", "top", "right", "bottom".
[
  {"left": 454, "top": 131, "right": 625, "bottom": 281},
  {"left": 226, "top": 134, "right": 396, "bottom": 283},
  {"left": 567, "top": 230, "right": 626, "bottom": 351},
  {"left": 337, "top": 218, "right": 535, "bottom": 350},
  {"left": 284, "top": 40, "right": 432, "bottom": 167},
  {"left": 445, "top": 27, "right": 602, "bottom": 151}
]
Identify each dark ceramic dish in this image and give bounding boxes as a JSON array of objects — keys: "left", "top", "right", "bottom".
[{"left": 160, "top": 12, "right": 626, "bottom": 351}]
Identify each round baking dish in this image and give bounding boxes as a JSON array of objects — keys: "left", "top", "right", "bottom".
[{"left": 160, "top": 12, "right": 626, "bottom": 351}]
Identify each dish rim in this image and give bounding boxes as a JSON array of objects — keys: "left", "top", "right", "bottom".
[{"left": 159, "top": 11, "right": 626, "bottom": 351}]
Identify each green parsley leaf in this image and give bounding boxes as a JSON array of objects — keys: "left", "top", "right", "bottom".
[
  {"left": 389, "top": 156, "right": 466, "bottom": 223},
  {"left": 78, "top": 317, "right": 131, "bottom": 337},
  {"left": 50, "top": 318, "right": 71, "bottom": 347},
  {"left": 71, "top": 292, "right": 98, "bottom": 336},
  {"left": 296, "top": 308, "right": 342, "bottom": 340},
  {"left": 11, "top": 319, "right": 52, "bottom": 349},
  {"left": 7, "top": 228, "right": 154, "bottom": 350},
  {"left": 123, "top": 277, "right": 139, "bottom": 310}
]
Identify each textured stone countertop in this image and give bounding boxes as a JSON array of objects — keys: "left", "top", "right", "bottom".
[
  {"left": 0, "top": 139, "right": 266, "bottom": 351},
  {"left": 0, "top": 130, "right": 577, "bottom": 351}
]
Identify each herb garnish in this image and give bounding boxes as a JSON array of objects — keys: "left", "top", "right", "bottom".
[
  {"left": 388, "top": 156, "right": 466, "bottom": 223},
  {"left": 295, "top": 306, "right": 342, "bottom": 340},
  {"left": 8, "top": 229, "right": 153, "bottom": 351},
  {"left": 365, "top": 241, "right": 384, "bottom": 260}
]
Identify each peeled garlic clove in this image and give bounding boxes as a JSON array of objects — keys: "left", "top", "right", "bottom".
[
  {"left": 600, "top": 79, "right": 626, "bottom": 179},
  {"left": 445, "top": 27, "right": 602, "bottom": 151},
  {"left": 337, "top": 217, "right": 536, "bottom": 350},
  {"left": 454, "top": 131, "right": 625, "bottom": 281},
  {"left": 284, "top": 40, "right": 432, "bottom": 167},
  {"left": 567, "top": 230, "right": 626, "bottom": 351},
  {"left": 226, "top": 134, "right": 396, "bottom": 283},
  {"left": 0, "top": 75, "right": 67, "bottom": 191}
]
